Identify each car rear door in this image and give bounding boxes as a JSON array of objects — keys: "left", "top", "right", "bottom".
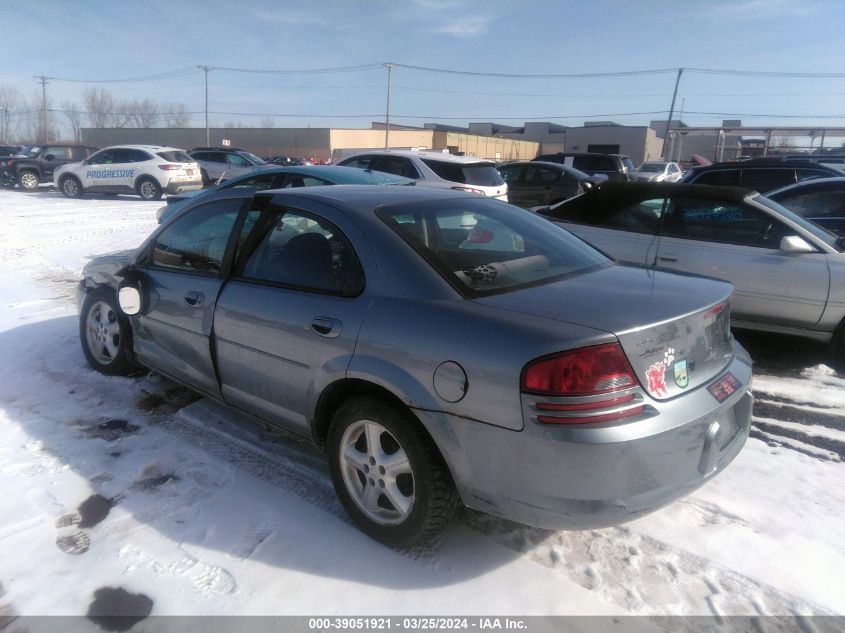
[
  {"left": 654, "top": 196, "right": 829, "bottom": 327},
  {"left": 131, "top": 190, "right": 255, "bottom": 396},
  {"left": 212, "top": 199, "right": 372, "bottom": 437},
  {"left": 520, "top": 164, "right": 563, "bottom": 206},
  {"left": 497, "top": 164, "right": 526, "bottom": 206}
]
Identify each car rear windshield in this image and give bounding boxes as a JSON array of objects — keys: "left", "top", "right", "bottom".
[
  {"left": 157, "top": 151, "right": 194, "bottom": 163},
  {"left": 639, "top": 163, "right": 665, "bottom": 173},
  {"left": 421, "top": 159, "right": 504, "bottom": 186},
  {"left": 378, "top": 198, "right": 610, "bottom": 297},
  {"left": 241, "top": 151, "right": 267, "bottom": 165}
]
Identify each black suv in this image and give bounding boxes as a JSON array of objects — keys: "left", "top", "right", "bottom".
[
  {"left": 681, "top": 159, "right": 845, "bottom": 193},
  {"left": 1, "top": 144, "right": 98, "bottom": 190},
  {"left": 532, "top": 152, "right": 635, "bottom": 182}
]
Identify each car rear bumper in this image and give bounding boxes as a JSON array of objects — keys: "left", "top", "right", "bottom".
[
  {"left": 419, "top": 345, "right": 753, "bottom": 530},
  {"left": 164, "top": 181, "right": 202, "bottom": 194}
]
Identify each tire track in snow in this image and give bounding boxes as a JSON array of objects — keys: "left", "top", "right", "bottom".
[{"left": 0, "top": 221, "right": 153, "bottom": 261}]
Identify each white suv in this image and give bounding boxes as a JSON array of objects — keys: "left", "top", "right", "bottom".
[
  {"left": 54, "top": 145, "right": 202, "bottom": 200},
  {"left": 338, "top": 150, "right": 508, "bottom": 200}
]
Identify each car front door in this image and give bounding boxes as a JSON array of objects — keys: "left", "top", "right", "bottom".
[
  {"left": 547, "top": 194, "right": 666, "bottom": 266},
  {"left": 655, "top": 197, "right": 830, "bottom": 328},
  {"left": 131, "top": 191, "right": 255, "bottom": 396},
  {"left": 41, "top": 146, "right": 73, "bottom": 181},
  {"left": 212, "top": 200, "right": 372, "bottom": 436},
  {"left": 520, "top": 165, "right": 562, "bottom": 206},
  {"left": 497, "top": 164, "right": 525, "bottom": 206}
]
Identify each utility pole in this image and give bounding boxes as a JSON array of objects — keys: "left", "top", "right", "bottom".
[
  {"left": 36, "top": 75, "right": 49, "bottom": 143},
  {"left": 198, "top": 65, "right": 211, "bottom": 146},
  {"left": 384, "top": 63, "right": 394, "bottom": 150},
  {"left": 0, "top": 105, "right": 8, "bottom": 142},
  {"left": 661, "top": 67, "right": 684, "bottom": 159}
]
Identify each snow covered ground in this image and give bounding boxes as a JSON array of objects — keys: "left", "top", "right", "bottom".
[{"left": 0, "top": 190, "right": 843, "bottom": 620}]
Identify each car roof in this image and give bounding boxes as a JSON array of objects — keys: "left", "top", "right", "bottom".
[
  {"left": 223, "top": 164, "right": 407, "bottom": 184},
  {"left": 696, "top": 159, "right": 842, "bottom": 169},
  {"left": 348, "top": 150, "right": 495, "bottom": 164},
  {"left": 100, "top": 144, "right": 187, "bottom": 152},
  {"left": 586, "top": 181, "right": 757, "bottom": 203},
  {"left": 259, "top": 183, "right": 476, "bottom": 215}
]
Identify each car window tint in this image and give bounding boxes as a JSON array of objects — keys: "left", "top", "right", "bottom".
[
  {"left": 379, "top": 198, "right": 609, "bottom": 296},
  {"left": 191, "top": 152, "right": 210, "bottom": 161},
  {"left": 89, "top": 149, "right": 117, "bottom": 165},
  {"left": 524, "top": 166, "right": 560, "bottom": 183},
  {"left": 282, "top": 175, "right": 329, "bottom": 188},
  {"left": 780, "top": 189, "right": 845, "bottom": 218},
  {"left": 46, "top": 146, "right": 71, "bottom": 160},
  {"left": 157, "top": 151, "right": 193, "bottom": 163},
  {"left": 240, "top": 210, "right": 363, "bottom": 294},
  {"left": 372, "top": 157, "right": 420, "bottom": 179},
  {"left": 663, "top": 198, "right": 789, "bottom": 249},
  {"left": 796, "top": 169, "right": 829, "bottom": 182},
  {"left": 226, "top": 173, "right": 278, "bottom": 190},
  {"left": 573, "top": 156, "right": 615, "bottom": 172},
  {"left": 150, "top": 199, "right": 242, "bottom": 274},
  {"left": 340, "top": 156, "right": 374, "bottom": 170},
  {"left": 544, "top": 194, "right": 665, "bottom": 235},
  {"left": 498, "top": 165, "right": 523, "bottom": 183},
  {"left": 208, "top": 152, "right": 226, "bottom": 163},
  {"left": 741, "top": 169, "right": 796, "bottom": 193},
  {"left": 693, "top": 170, "right": 741, "bottom": 186},
  {"left": 227, "top": 153, "right": 251, "bottom": 167}
]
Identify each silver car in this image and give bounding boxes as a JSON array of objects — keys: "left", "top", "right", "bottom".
[
  {"left": 539, "top": 182, "right": 845, "bottom": 352},
  {"left": 633, "top": 161, "right": 683, "bottom": 183},
  {"left": 78, "top": 185, "right": 752, "bottom": 546}
]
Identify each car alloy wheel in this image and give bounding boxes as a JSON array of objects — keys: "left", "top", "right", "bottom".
[
  {"left": 62, "top": 177, "right": 80, "bottom": 198},
  {"left": 137, "top": 178, "right": 162, "bottom": 200},
  {"left": 339, "top": 419, "right": 415, "bottom": 525},
  {"left": 19, "top": 171, "right": 38, "bottom": 190},
  {"left": 85, "top": 300, "right": 122, "bottom": 366}
]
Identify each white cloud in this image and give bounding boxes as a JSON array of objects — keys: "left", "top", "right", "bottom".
[
  {"left": 702, "top": 0, "right": 817, "bottom": 19},
  {"left": 431, "top": 17, "right": 491, "bottom": 37}
]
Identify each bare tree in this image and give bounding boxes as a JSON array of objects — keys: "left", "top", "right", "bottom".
[
  {"left": 0, "top": 84, "right": 19, "bottom": 142},
  {"left": 127, "top": 98, "right": 160, "bottom": 128},
  {"left": 222, "top": 120, "right": 244, "bottom": 129},
  {"left": 259, "top": 116, "right": 274, "bottom": 128},
  {"left": 61, "top": 101, "right": 83, "bottom": 142},
  {"left": 83, "top": 87, "right": 114, "bottom": 128},
  {"left": 162, "top": 103, "right": 191, "bottom": 127},
  {"left": 19, "top": 93, "right": 57, "bottom": 142}
]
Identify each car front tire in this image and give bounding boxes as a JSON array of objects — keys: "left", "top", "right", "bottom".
[
  {"left": 136, "top": 177, "right": 162, "bottom": 201},
  {"left": 60, "top": 175, "right": 83, "bottom": 198},
  {"left": 327, "top": 395, "right": 459, "bottom": 547},
  {"left": 18, "top": 170, "right": 39, "bottom": 191},
  {"left": 79, "top": 288, "right": 136, "bottom": 376}
]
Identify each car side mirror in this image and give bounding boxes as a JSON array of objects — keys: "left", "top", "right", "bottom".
[
  {"left": 44, "top": 154, "right": 55, "bottom": 161},
  {"left": 780, "top": 235, "right": 815, "bottom": 253}
]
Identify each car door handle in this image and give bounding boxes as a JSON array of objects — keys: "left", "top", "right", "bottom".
[
  {"left": 184, "top": 291, "right": 204, "bottom": 307},
  {"left": 658, "top": 255, "right": 678, "bottom": 263},
  {"left": 311, "top": 317, "right": 342, "bottom": 338}
]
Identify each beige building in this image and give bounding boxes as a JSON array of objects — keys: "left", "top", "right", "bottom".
[{"left": 81, "top": 126, "right": 539, "bottom": 163}]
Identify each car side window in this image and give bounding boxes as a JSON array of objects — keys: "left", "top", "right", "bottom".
[
  {"left": 109, "top": 149, "right": 134, "bottom": 164},
  {"left": 693, "top": 170, "right": 741, "bottom": 186},
  {"left": 662, "top": 198, "right": 789, "bottom": 249},
  {"left": 741, "top": 169, "right": 796, "bottom": 193},
  {"left": 497, "top": 165, "right": 523, "bottom": 183},
  {"left": 543, "top": 195, "right": 665, "bottom": 235},
  {"left": 89, "top": 150, "right": 117, "bottom": 165},
  {"left": 226, "top": 173, "right": 278, "bottom": 190},
  {"left": 150, "top": 199, "right": 243, "bottom": 274},
  {"left": 796, "top": 169, "right": 828, "bottom": 182},
  {"left": 524, "top": 166, "right": 560, "bottom": 183},
  {"left": 227, "top": 153, "right": 251, "bottom": 167},
  {"left": 46, "top": 146, "right": 71, "bottom": 160},
  {"left": 208, "top": 152, "right": 227, "bottom": 163},
  {"left": 239, "top": 210, "right": 363, "bottom": 294},
  {"left": 372, "top": 157, "right": 420, "bottom": 179},
  {"left": 781, "top": 189, "right": 845, "bottom": 217},
  {"left": 341, "top": 156, "right": 373, "bottom": 170},
  {"left": 282, "top": 175, "right": 329, "bottom": 188}
]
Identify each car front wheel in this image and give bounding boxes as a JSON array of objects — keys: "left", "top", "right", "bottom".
[
  {"left": 79, "top": 288, "right": 136, "bottom": 376},
  {"left": 60, "top": 176, "right": 83, "bottom": 198},
  {"left": 327, "top": 396, "right": 459, "bottom": 547},
  {"left": 18, "top": 170, "right": 39, "bottom": 191},
  {"left": 136, "top": 177, "right": 162, "bottom": 200}
]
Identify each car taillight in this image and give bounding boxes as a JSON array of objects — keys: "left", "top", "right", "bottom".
[
  {"left": 158, "top": 164, "right": 180, "bottom": 171},
  {"left": 451, "top": 186, "right": 484, "bottom": 195},
  {"left": 522, "top": 343, "right": 643, "bottom": 424},
  {"left": 467, "top": 226, "right": 494, "bottom": 243}
]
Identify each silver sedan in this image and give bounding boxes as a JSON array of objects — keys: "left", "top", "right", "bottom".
[{"left": 78, "top": 185, "right": 752, "bottom": 546}]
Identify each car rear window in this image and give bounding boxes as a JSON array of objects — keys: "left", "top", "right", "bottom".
[
  {"left": 421, "top": 159, "right": 504, "bottom": 186},
  {"left": 158, "top": 151, "right": 194, "bottom": 163},
  {"left": 378, "top": 198, "right": 609, "bottom": 297}
]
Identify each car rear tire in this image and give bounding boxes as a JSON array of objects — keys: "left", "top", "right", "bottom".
[
  {"left": 18, "top": 170, "right": 39, "bottom": 191},
  {"left": 60, "top": 175, "right": 83, "bottom": 199},
  {"left": 136, "top": 177, "right": 162, "bottom": 201},
  {"left": 79, "top": 288, "right": 136, "bottom": 376},
  {"left": 327, "top": 395, "right": 459, "bottom": 547}
]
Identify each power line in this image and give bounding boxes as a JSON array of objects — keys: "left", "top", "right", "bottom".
[
  {"left": 45, "top": 67, "right": 200, "bottom": 83},
  {"left": 212, "top": 63, "right": 384, "bottom": 75},
  {"left": 387, "top": 63, "right": 679, "bottom": 79}
]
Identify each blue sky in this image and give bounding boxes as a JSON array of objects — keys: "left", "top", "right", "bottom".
[{"left": 3, "top": 0, "right": 845, "bottom": 132}]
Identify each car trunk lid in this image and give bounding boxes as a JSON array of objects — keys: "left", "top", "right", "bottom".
[{"left": 474, "top": 265, "right": 735, "bottom": 400}]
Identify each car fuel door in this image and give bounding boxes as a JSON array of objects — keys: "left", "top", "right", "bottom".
[
  {"left": 655, "top": 197, "right": 829, "bottom": 328},
  {"left": 130, "top": 191, "right": 256, "bottom": 397},
  {"left": 213, "top": 199, "right": 373, "bottom": 437}
]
